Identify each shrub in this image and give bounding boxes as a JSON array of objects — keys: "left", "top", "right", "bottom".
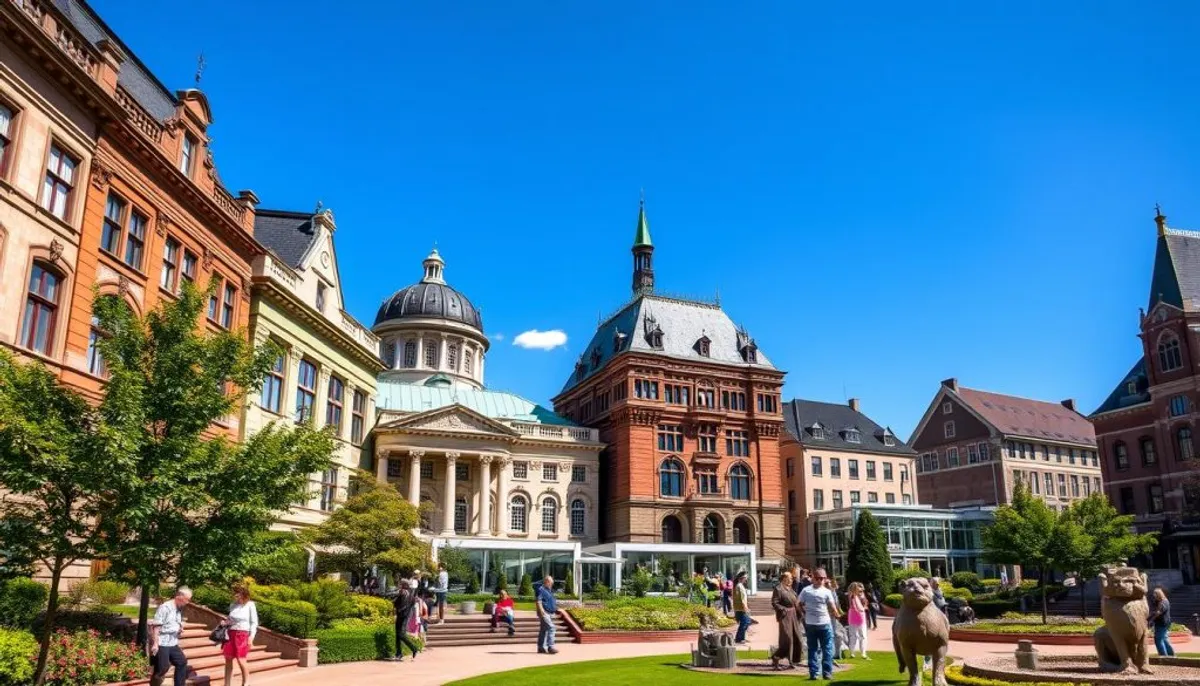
[
  {"left": 626, "top": 566, "right": 653, "bottom": 598},
  {"left": 465, "top": 575, "right": 480, "bottom": 594},
  {"left": 447, "top": 593, "right": 534, "bottom": 605},
  {"left": 293, "top": 579, "right": 356, "bottom": 628},
  {"left": 0, "top": 628, "right": 36, "bottom": 686},
  {"left": 959, "top": 619, "right": 1190, "bottom": 635},
  {"left": 884, "top": 593, "right": 902, "bottom": 609},
  {"left": 40, "top": 629, "right": 145, "bottom": 686},
  {"left": 950, "top": 572, "right": 982, "bottom": 592},
  {"left": 978, "top": 578, "right": 1002, "bottom": 589},
  {"left": 194, "top": 585, "right": 318, "bottom": 638},
  {"left": 586, "top": 583, "right": 613, "bottom": 601},
  {"left": 570, "top": 597, "right": 733, "bottom": 631},
  {"left": 971, "top": 598, "right": 1018, "bottom": 619},
  {"left": 493, "top": 574, "right": 508, "bottom": 594},
  {"left": 351, "top": 595, "right": 393, "bottom": 621},
  {"left": 0, "top": 578, "right": 47, "bottom": 630},
  {"left": 892, "top": 567, "right": 929, "bottom": 591},
  {"left": 565, "top": 569, "right": 575, "bottom": 596},
  {"left": 942, "top": 663, "right": 1087, "bottom": 686},
  {"left": 243, "top": 531, "right": 310, "bottom": 585},
  {"left": 518, "top": 574, "right": 534, "bottom": 597},
  {"left": 313, "top": 620, "right": 424, "bottom": 664},
  {"left": 32, "top": 609, "right": 127, "bottom": 638},
  {"left": 70, "top": 580, "right": 130, "bottom": 607},
  {"left": 944, "top": 587, "right": 974, "bottom": 603}
]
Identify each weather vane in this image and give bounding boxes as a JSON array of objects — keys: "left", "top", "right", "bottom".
[{"left": 195, "top": 52, "right": 206, "bottom": 86}]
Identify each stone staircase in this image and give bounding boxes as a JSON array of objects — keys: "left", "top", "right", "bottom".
[
  {"left": 425, "top": 612, "right": 571, "bottom": 648},
  {"left": 117, "top": 621, "right": 299, "bottom": 685},
  {"left": 747, "top": 593, "right": 775, "bottom": 617}
]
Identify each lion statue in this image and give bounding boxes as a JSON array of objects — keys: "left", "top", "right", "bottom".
[
  {"left": 1094, "top": 567, "right": 1152, "bottom": 674},
  {"left": 892, "top": 577, "right": 950, "bottom": 686}
]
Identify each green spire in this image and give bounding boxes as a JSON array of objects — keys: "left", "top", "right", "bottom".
[{"left": 633, "top": 192, "right": 652, "bottom": 247}]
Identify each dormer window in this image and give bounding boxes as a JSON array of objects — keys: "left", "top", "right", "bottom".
[
  {"left": 695, "top": 335, "right": 711, "bottom": 357},
  {"left": 845, "top": 428, "right": 861, "bottom": 444},
  {"left": 744, "top": 347, "right": 757, "bottom": 364},
  {"left": 1126, "top": 380, "right": 1138, "bottom": 395},
  {"left": 810, "top": 424, "right": 825, "bottom": 440},
  {"left": 590, "top": 348, "right": 602, "bottom": 369},
  {"left": 613, "top": 330, "right": 626, "bottom": 353},
  {"left": 643, "top": 315, "right": 664, "bottom": 349},
  {"left": 575, "top": 360, "right": 587, "bottom": 379},
  {"left": 881, "top": 429, "right": 896, "bottom": 447},
  {"left": 1159, "top": 335, "right": 1183, "bottom": 372},
  {"left": 180, "top": 134, "right": 197, "bottom": 176},
  {"left": 316, "top": 282, "right": 327, "bottom": 312}
]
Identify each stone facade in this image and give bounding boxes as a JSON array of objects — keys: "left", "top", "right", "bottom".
[
  {"left": 552, "top": 203, "right": 787, "bottom": 561},
  {"left": 911, "top": 378, "right": 1101, "bottom": 510},
  {"left": 245, "top": 208, "right": 383, "bottom": 530}
]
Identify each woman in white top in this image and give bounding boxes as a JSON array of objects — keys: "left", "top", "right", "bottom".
[{"left": 221, "top": 584, "right": 259, "bottom": 686}]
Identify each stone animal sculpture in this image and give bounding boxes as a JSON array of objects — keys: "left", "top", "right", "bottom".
[
  {"left": 693, "top": 613, "right": 737, "bottom": 669},
  {"left": 892, "top": 577, "right": 950, "bottom": 686},
  {"left": 1093, "top": 566, "right": 1152, "bottom": 675}
]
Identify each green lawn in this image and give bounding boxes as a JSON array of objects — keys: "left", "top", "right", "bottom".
[{"left": 448, "top": 652, "right": 909, "bottom": 685}]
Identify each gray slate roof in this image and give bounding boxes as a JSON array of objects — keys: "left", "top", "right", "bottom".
[
  {"left": 52, "top": 0, "right": 178, "bottom": 122},
  {"left": 559, "top": 294, "right": 773, "bottom": 394},
  {"left": 254, "top": 210, "right": 318, "bottom": 269},
  {"left": 783, "top": 399, "right": 915, "bottom": 456},
  {"left": 374, "top": 282, "right": 483, "bottom": 332},
  {"left": 1092, "top": 357, "right": 1150, "bottom": 416},
  {"left": 1148, "top": 229, "right": 1200, "bottom": 311}
]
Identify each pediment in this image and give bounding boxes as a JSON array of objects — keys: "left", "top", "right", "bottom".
[{"left": 378, "top": 403, "right": 517, "bottom": 437}]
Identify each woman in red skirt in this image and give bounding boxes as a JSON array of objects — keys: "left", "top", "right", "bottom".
[{"left": 221, "top": 584, "right": 258, "bottom": 686}]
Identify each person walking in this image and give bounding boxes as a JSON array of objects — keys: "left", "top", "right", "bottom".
[
  {"left": 865, "top": 583, "right": 880, "bottom": 631},
  {"left": 435, "top": 563, "right": 449, "bottom": 625},
  {"left": 535, "top": 576, "right": 558, "bottom": 655},
  {"left": 846, "top": 582, "right": 869, "bottom": 659},
  {"left": 770, "top": 571, "right": 805, "bottom": 670},
  {"left": 721, "top": 574, "right": 734, "bottom": 616},
  {"left": 491, "top": 589, "right": 516, "bottom": 636},
  {"left": 221, "top": 584, "right": 259, "bottom": 686},
  {"left": 733, "top": 571, "right": 752, "bottom": 644},
  {"left": 1152, "top": 587, "right": 1176, "bottom": 656},
  {"left": 800, "top": 567, "right": 841, "bottom": 680},
  {"left": 390, "top": 585, "right": 421, "bottom": 662},
  {"left": 148, "top": 587, "right": 192, "bottom": 686}
]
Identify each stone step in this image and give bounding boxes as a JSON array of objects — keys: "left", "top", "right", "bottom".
[{"left": 118, "top": 658, "right": 299, "bottom": 686}]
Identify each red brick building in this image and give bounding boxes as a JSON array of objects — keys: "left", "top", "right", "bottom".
[
  {"left": 1092, "top": 210, "right": 1200, "bottom": 576},
  {"left": 910, "top": 378, "right": 1100, "bottom": 509},
  {"left": 552, "top": 202, "right": 787, "bottom": 562}
]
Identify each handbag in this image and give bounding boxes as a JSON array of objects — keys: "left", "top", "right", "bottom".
[{"left": 209, "top": 624, "right": 229, "bottom": 644}]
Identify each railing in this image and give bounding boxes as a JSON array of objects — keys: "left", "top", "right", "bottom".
[
  {"left": 264, "top": 254, "right": 299, "bottom": 290},
  {"left": 11, "top": 0, "right": 99, "bottom": 77},
  {"left": 212, "top": 185, "right": 246, "bottom": 222},
  {"left": 340, "top": 312, "right": 380, "bottom": 350},
  {"left": 114, "top": 86, "right": 164, "bottom": 143},
  {"left": 510, "top": 422, "right": 599, "bottom": 442}
]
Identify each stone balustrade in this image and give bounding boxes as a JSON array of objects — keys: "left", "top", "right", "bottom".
[
  {"left": 12, "top": 0, "right": 100, "bottom": 77},
  {"left": 510, "top": 421, "right": 598, "bottom": 442},
  {"left": 114, "top": 86, "right": 164, "bottom": 143}
]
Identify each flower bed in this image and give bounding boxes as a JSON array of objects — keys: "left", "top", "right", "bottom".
[
  {"left": 565, "top": 597, "right": 732, "bottom": 643},
  {"left": 39, "top": 629, "right": 145, "bottom": 686},
  {"left": 951, "top": 617, "right": 1191, "bottom": 645}
]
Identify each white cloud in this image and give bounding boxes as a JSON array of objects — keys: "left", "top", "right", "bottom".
[
  {"left": 490, "top": 333, "right": 505, "bottom": 342},
  {"left": 513, "top": 329, "right": 567, "bottom": 351}
]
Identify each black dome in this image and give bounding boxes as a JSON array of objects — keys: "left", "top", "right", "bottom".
[{"left": 374, "top": 282, "right": 483, "bottom": 332}]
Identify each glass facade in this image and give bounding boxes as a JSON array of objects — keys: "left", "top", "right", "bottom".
[{"left": 812, "top": 505, "right": 994, "bottom": 580}]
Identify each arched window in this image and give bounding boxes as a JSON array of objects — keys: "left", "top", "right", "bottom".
[
  {"left": 403, "top": 340, "right": 417, "bottom": 368},
  {"left": 1113, "top": 441, "right": 1129, "bottom": 470},
  {"left": 702, "top": 514, "right": 721, "bottom": 544},
  {"left": 447, "top": 343, "right": 459, "bottom": 371},
  {"left": 1178, "top": 427, "right": 1195, "bottom": 461},
  {"left": 1160, "top": 336, "right": 1183, "bottom": 372},
  {"left": 454, "top": 497, "right": 468, "bottom": 534},
  {"left": 570, "top": 499, "right": 585, "bottom": 536},
  {"left": 21, "top": 261, "right": 62, "bottom": 355},
  {"left": 510, "top": 495, "right": 527, "bottom": 533},
  {"left": 661, "top": 515, "right": 683, "bottom": 543},
  {"left": 730, "top": 464, "right": 752, "bottom": 501},
  {"left": 660, "top": 458, "right": 684, "bottom": 497},
  {"left": 732, "top": 517, "right": 753, "bottom": 545},
  {"left": 541, "top": 497, "right": 557, "bottom": 534}
]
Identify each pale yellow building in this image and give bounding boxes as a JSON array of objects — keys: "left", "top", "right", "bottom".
[{"left": 244, "top": 207, "right": 383, "bottom": 530}]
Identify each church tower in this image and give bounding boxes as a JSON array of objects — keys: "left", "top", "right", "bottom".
[{"left": 632, "top": 197, "right": 654, "bottom": 296}]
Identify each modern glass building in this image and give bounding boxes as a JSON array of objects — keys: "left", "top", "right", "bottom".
[
  {"left": 810, "top": 504, "right": 996, "bottom": 579},
  {"left": 583, "top": 542, "right": 758, "bottom": 595}
]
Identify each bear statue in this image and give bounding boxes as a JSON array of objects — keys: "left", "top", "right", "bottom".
[
  {"left": 1093, "top": 566, "right": 1152, "bottom": 675},
  {"left": 892, "top": 577, "right": 950, "bottom": 686}
]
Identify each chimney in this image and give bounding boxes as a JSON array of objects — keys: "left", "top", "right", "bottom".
[
  {"left": 941, "top": 378, "right": 959, "bottom": 392},
  {"left": 95, "top": 39, "right": 125, "bottom": 96},
  {"left": 848, "top": 398, "right": 860, "bottom": 413},
  {"left": 1061, "top": 399, "right": 1077, "bottom": 412}
]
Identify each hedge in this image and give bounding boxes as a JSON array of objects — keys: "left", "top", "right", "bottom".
[
  {"left": 447, "top": 594, "right": 535, "bottom": 605},
  {"left": 941, "top": 664, "right": 1092, "bottom": 686},
  {"left": 949, "top": 572, "right": 982, "bottom": 592},
  {"left": 312, "top": 620, "right": 424, "bottom": 664},
  {"left": 0, "top": 628, "right": 36, "bottom": 686},
  {"left": 959, "top": 619, "right": 1189, "bottom": 635},
  {"left": 884, "top": 593, "right": 902, "bottom": 609},
  {"left": 193, "top": 586, "right": 318, "bottom": 638},
  {"left": 0, "top": 578, "right": 47, "bottom": 630},
  {"left": 570, "top": 597, "right": 732, "bottom": 631}
]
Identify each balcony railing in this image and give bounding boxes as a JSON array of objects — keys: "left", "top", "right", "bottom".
[
  {"left": 12, "top": 0, "right": 99, "bottom": 77},
  {"left": 212, "top": 185, "right": 246, "bottom": 222},
  {"left": 510, "top": 422, "right": 599, "bottom": 443},
  {"left": 115, "top": 86, "right": 164, "bottom": 143}
]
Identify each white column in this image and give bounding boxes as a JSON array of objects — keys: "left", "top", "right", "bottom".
[
  {"left": 376, "top": 451, "right": 389, "bottom": 484},
  {"left": 477, "top": 455, "right": 493, "bottom": 537},
  {"left": 496, "top": 457, "right": 510, "bottom": 536},
  {"left": 408, "top": 450, "right": 423, "bottom": 504},
  {"left": 441, "top": 452, "right": 459, "bottom": 536},
  {"left": 439, "top": 335, "right": 448, "bottom": 372}
]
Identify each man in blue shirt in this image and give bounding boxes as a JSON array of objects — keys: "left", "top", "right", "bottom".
[{"left": 535, "top": 575, "right": 558, "bottom": 655}]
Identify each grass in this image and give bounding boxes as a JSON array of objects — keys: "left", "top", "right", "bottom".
[
  {"left": 448, "top": 652, "right": 910, "bottom": 685},
  {"left": 102, "top": 604, "right": 143, "bottom": 619}
]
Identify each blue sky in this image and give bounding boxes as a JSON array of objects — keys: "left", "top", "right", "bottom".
[{"left": 93, "top": 0, "right": 1200, "bottom": 437}]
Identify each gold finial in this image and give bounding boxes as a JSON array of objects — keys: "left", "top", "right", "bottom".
[
  {"left": 1156, "top": 204, "right": 1168, "bottom": 237},
  {"left": 194, "top": 52, "right": 206, "bottom": 86}
]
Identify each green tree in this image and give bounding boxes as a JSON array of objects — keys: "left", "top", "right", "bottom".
[
  {"left": 565, "top": 568, "right": 576, "bottom": 596},
  {"left": 844, "top": 509, "right": 893, "bottom": 597},
  {"left": 518, "top": 573, "right": 534, "bottom": 597},
  {"left": 437, "top": 545, "right": 476, "bottom": 586},
  {"left": 305, "top": 472, "right": 427, "bottom": 583},
  {"left": 92, "top": 283, "right": 334, "bottom": 645},
  {"left": 0, "top": 349, "right": 125, "bottom": 685},
  {"left": 982, "top": 480, "right": 1088, "bottom": 623},
  {"left": 1061, "top": 494, "right": 1157, "bottom": 618}
]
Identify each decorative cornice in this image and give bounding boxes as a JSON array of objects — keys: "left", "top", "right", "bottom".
[
  {"left": 445, "top": 451, "right": 460, "bottom": 462},
  {"left": 479, "top": 454, "right": 495, "bottom": 465},
  {"left": 253, "top": 278, "right": 384, "bottom": 373}
]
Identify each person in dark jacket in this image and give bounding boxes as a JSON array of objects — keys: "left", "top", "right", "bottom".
[
  {"left": 866, "top": 583, "right": 881, "bottom": 630},
  {"left": 1152, "top": 587, "right": 1175, "bottom": 657},
  {"left": 391, "top": 586, "right": 422, "bottom": 661}
]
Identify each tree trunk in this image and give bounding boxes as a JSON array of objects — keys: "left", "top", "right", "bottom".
[
  {"left": 136, "top": 581, "right": 152, "bottom": 648},
  {"left": 1040, "top": 568, "right": 1049, "bottom": 624},
  {"left": 33, "top": 561, "right": 64, "bottom": 686}
]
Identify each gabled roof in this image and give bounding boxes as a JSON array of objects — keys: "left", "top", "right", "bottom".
[
  {"left": 956, "top": 387, "right": 1096, "bottom": 446},
  {"left": 378, "top": 379, "right": 576, "bottom": 426},
  {"left": 559, "top": 294, "right": 774, "bottom": 394},
  {"left": 1148, "top": 228, "right": 1200, "bottom": 312},
  {"left": 783, "top": 399, "right": 915, "bottom": 455},
  {"left": 1092, "top": 357, "right": 1151, "bottom": 416},
  {"left": 254, "top": 209, "right": 319, "bottom": 269}
]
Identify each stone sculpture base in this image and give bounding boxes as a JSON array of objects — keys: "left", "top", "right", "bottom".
[
  {"left": 682, "top": 659, "right": 853, "bottom": 677},
  {"left": 691, "top": 645, "right": 738, "bottom": 669},
  {"left": 963, "top": 654, "right": 1200, "bottom": 685}
]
